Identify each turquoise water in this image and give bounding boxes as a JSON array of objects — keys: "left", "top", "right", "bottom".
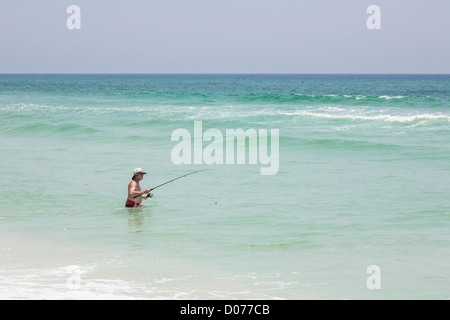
[{"left": 1, "top": 74, "right": 449, "bottom": 299}]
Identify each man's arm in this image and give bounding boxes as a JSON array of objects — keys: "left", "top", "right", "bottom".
[{"left": 128, "top": 181, "right": 150, "bottom": 197}]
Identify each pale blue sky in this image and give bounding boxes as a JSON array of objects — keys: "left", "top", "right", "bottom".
[{"left": 1, "top": 0, "right": 449, "bottom": 73}]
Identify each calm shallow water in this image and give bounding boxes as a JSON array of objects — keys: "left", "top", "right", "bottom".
[{"left": 1, "top": 74, "right": 449, "bottom": 299}]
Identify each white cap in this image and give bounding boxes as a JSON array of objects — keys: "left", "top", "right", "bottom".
[{"left": 133, "top": 168, "right": 147, "bottom": 176}]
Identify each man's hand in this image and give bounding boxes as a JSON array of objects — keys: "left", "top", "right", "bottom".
[{"left": 142, "top": 193, "right": 153, "bottom": 200}]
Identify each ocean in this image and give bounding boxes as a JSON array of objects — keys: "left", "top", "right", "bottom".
[{"left": 0, "top": 74, "right": 449, "bottom": 299}]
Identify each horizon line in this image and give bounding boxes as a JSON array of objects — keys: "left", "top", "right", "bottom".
[{"left": 1, "top": 72, "right": 450, "bottom": 76}]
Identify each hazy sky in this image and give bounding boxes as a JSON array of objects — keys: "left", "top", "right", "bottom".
[{"left": 1, "top": 0, "right": 449, "bottom": 73}]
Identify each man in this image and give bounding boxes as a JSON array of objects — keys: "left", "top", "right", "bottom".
[{"left": 126, "top": 168, "right": 152, "bottom": 208}]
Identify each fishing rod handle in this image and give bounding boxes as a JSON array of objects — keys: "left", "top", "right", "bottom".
[{"left": 132, "top": 188, "right": 154, "bottom": 199}]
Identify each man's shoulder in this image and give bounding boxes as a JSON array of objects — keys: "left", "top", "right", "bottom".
[{"left": 128, "top": 180, "right": 137, "bottom": 187}]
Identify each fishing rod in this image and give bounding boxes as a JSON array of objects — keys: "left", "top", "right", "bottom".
[{"left": 133, "top": 169, "right": 211, "bottom": 199}]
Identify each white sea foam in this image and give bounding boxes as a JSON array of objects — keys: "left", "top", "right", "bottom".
[
  {"left": 0, "top": 265, "right": 289, "bottom": 300},
  {"left": 0, "top": 266, "right": 165, "bottom": 300},
  {"left": 279, "top": 110, "right": 450, "bottom": 123},
  {"left": 378, "top": 95, "right": 407, "bottom": 100}
]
